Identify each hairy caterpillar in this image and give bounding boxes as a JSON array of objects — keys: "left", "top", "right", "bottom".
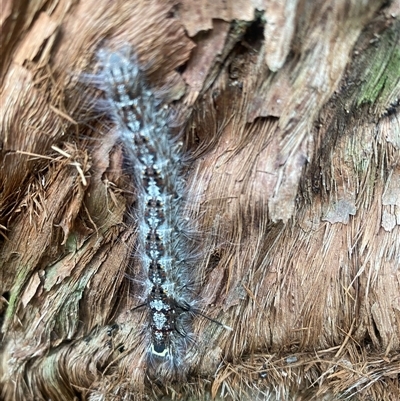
[{"left": 95, "top": 47, "right": 198, "bottom": 379}]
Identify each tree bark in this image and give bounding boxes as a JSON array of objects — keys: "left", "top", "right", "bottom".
[{"left": 1, "top": 0, "right": 400, "bottom": 400}]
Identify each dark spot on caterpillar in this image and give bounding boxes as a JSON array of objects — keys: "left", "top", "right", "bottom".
[{"left": 107, "top": 323, "right": 119, "bottom": 337}]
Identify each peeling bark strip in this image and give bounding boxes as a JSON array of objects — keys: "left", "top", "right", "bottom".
[{"left": 95, "top": 47, "right": 198, "bottom": 379}]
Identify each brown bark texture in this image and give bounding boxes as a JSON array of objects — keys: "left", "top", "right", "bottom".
[{"left": 1, "top": 0, "right": 400, "bottom": 400}]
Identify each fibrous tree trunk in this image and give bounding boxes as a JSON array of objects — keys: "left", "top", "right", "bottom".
[{"left": 1, "top": 0, "right": 400, "bottom": 400}]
